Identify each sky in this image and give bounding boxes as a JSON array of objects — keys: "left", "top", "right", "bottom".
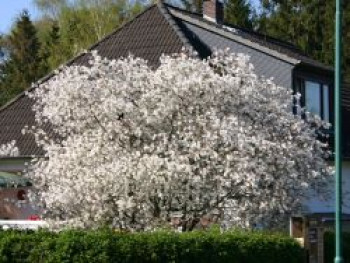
[{"left": 0, "top": 0, "right": 39, "bottom": 34}]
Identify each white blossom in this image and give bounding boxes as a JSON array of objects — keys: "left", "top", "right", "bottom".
[
  {"left": 0, "top": 141, "right": 19, "bottom": 157},
  {"left": 23, "top": 50, "right": 333, "bottom": 230}
]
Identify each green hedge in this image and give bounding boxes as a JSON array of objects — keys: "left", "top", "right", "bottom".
[
  {"left": 324, "top": 232, "right": 350, "bottom": 263},
  {"left": 0, "top": 229, "right": 303, "bottom": 263}
]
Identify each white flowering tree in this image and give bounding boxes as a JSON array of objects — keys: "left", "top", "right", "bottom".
[{"left": 22, "top": 50, "right": 332, "bottom": 230}]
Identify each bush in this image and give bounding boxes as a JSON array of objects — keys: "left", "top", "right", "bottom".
[
  {"left": 324, "top": 232, "right": 350, "bottom": 263},
  {"left": 0, "top": 229, "right": 303, "bottom": 263}
]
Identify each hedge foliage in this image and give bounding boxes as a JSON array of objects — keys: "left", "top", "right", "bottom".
[
  {"left": 324, "top": 232, "right": 350, "bottom": 263},
  {"left": 0, "top": 229, "right": 303, "bottom": 263}
]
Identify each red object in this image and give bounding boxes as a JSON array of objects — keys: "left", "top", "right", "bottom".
[{"left": 28, "top": 215, "right": 40, "bottom": 221}]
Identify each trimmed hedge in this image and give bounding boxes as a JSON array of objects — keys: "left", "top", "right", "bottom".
[
  {"left": 0, "top": 229, "right": 303, "bottom": 263},
  {"left": 324, "top": 232, "right": 350, "bottom": 263}
]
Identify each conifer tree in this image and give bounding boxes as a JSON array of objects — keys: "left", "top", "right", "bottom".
[
  {"left": 0, "top": 11, "right": 47, "bottom": 105},
  {"left": 43, "top": 22, "right": 62, "bottom": 70},
  {"left": 225, "top": 0, "right": 253, "bottom": 29},
  {"left": 256, "top": 0, "right": 350, "bottom": 82}
]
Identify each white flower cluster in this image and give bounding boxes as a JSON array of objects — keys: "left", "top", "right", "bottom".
[
  {"left": 0, "top": 140, "right": 19, "bottom": 157},
  {"left": 24, "top": 50, "right": 332, "bottom": 230}
]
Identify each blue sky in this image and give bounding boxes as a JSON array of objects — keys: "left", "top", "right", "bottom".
[{"left": 0, "top": 0, "right": 39, "bottom": 34}]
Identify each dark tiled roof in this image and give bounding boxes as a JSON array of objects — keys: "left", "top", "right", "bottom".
[
  {"left": 74, "top": 4, "right": 185, "bottom": 66},
  {"left": 174, "top": 15, "right": 295, "bottom": 87},
  {"left": 0, "top": 95, "right": 44, "bottom": 156}
]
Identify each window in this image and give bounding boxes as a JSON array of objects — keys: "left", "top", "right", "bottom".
[
  {"left": 295, "top": 78, "right": 330, "bottom": 122},
  {"left": 305, "top": 81, "right": 321, "bottom": 117}
]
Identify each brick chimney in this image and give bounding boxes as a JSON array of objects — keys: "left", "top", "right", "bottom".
[{"left": 203, "top": 0, "right": 224, "bottom": 24}]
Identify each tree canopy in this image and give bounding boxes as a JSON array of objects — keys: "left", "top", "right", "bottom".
[
  {"left": 0, "top": 11, "right": 47, "bottom": 106},
  {"left": 20, "top": 51, "right": 332, "bottom": 230},
  {"left": 225, "top": 0, "right": 254, "bottom": 29}
]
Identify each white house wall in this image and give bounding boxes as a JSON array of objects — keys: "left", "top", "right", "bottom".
[
  {"left": 0, "top": 158, "right": 29, "bottom": 173},
  {"left": 304, "top": 161, "right": 350, "bottom": 214}
]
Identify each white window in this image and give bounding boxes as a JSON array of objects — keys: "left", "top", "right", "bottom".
[
  {"left": 305, "top": 81, "right": 322, "bottom": 117},
  {"left": 295, "top": 78, "right": 330, "bottom": 122}
]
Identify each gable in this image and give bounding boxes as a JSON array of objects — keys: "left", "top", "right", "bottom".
[
  {"left": 178, "top": 20, "right": 295, "bottom": 88},
  {"left": 74, "top": 5, "right": 185, "bottom": 66}
]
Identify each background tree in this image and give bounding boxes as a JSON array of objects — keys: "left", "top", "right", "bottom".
[
  {"left": 40, "top": 22, "right": 62, "bottom": 70},
  {"left": 33, "top": 0, "right": 68, "bottom": 19},
  {"left": 0, "top": 35, "right": 8, "bottom": 105},
  {"left": 179, "top": 0, "right": 203, "bottom": 13},
  {"left": 224, "top": 0, "right": 254, "bottom": 29},
  {"left": 24, "top": 51, "right": 332, "bottom": 230},
  {"left": 256, "top": 0, "right": 350, "bottom": 82},
  {"left": 34, "top": 0, "right": 145, "bottom": 68},
  {"left": 0, "top": 11, "right": 47, "bottom": 106}
]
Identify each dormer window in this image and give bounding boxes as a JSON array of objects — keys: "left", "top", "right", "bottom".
[{"left": 295, "top": 78, "right": 331, "bottom": 122}]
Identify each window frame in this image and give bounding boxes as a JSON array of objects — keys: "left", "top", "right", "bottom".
[{"left": 293, "top": 75, "right": 333, "bottom": 123}]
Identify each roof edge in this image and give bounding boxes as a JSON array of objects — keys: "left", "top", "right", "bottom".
[
  {"left": 297, "top": 61, "right": 334, "bottom": 72},
  {"left": 0, "top": 156, "right": 37, "bottom": 161},
  {"left": 157, "top": 2, "right": 192, "bottom": 51},
  {"left": 167, "top": 7, "right": 301, "bottom": 65}
]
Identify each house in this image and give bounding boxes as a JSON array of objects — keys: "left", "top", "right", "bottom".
[{"left": 0, "top": 0, "right": 349, "bottom": 218}]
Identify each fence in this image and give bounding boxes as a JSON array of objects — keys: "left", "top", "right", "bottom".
[{"left": 0, "top": 220, "right": 47, "bottom": 230}]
